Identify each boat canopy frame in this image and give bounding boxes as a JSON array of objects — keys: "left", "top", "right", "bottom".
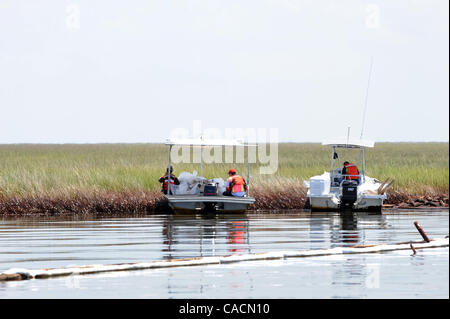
[
  {"left": 322, "top": 139, "right": 375, "bottom": 185},
  {"left": 164, "top": 138, "right": 257, "bottom": 196}
]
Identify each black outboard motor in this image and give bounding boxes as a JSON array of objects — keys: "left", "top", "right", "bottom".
[
  {"left": 203, "top": 183, "right": 218, "bottom": 213},
  {"left": 340, "top": 180, "right": 358, "bottom": 210}
]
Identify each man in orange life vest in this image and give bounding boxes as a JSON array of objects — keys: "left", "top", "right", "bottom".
[
  {"left": 223, "top": 169, "right": 247, "bottom": 197},
  {"left": 342, "top": 161, "right": 360, "bottom": 183},
  {"left": 159, "top": 166, "right": 180, "bottom": 195}
]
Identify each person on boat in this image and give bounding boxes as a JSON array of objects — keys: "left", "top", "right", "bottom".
[
  {"left": 159, "top": 166, "right": 180, "bottom": 195},
  {"left": 342, "top": 161, "right": 360, "bottom": 183},
  {"left": 223, "top": 169, "right": 247, "bottom": 197}
]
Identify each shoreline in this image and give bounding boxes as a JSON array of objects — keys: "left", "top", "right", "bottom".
[{"left": 0, "top": 190, "right": 447, "bottom": 217}]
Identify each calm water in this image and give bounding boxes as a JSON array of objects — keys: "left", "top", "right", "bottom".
[{"left": 0, "top": 210, "right": 448, "bottom": 299}]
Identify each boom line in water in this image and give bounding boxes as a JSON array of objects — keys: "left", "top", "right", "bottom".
[{"left": 0, "top": 238, "right": 447, "bottom": 282}]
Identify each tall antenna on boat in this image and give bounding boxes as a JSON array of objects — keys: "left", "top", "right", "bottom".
[
  {"left": 347, "top": 126, "right": 351, "bottom": 146},
  {"left": 360, "top": 56, "right": 374, "bottom": 140}
]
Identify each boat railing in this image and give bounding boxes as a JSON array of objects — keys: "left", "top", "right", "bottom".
[{"left": 330, "top": 173, "right": 362, "bottom": 186}]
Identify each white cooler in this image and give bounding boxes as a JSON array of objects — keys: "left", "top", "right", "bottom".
[{"left": 309, "top": 177, "right": 330, "bottom": 196}]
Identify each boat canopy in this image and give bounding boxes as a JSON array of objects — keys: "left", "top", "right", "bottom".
[
  {"left": 164, "top": 137, "right": 256, "bottom": 196},
  {"left": 322, "top": 138, "right": 374, "bottom": 148},
  {"left": 165, "top": 138, "right": 256, "bottom": 147},
  {"left": 323, "top": 138, "right": 373, "bottom": 183}
]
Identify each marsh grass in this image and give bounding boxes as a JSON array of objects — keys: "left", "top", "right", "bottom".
[{"left": 0, "top": 143, "right": 448, "bottom": 199}]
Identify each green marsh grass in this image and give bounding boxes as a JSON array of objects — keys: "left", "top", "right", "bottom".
[{"left": 0, "top": 143, "right": 448, "bottom": 199}]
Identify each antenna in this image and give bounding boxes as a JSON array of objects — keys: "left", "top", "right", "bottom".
[
  {"left": 360, "top": 57, "right": 374, "bottom": 139},
  {"left": 347, "top": 126, "right": 351, "bottom": 146}
]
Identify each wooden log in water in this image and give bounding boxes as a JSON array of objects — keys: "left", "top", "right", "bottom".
[
  {"left": 414, "top": 221, "right": 430, "bottom": 242},
  {"left": 410, "top": 243, "right": 417, "bottom": 255}
]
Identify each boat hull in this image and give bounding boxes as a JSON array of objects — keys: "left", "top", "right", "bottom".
[
  {"left": 308, "top": 193, "right": 386, "bottom": 212},
  {"left": 165, "top": 195, "right": 255, "bottom": 213}
]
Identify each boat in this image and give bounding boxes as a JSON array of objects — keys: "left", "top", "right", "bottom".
[
  {"left": 164, "top": 138, "right": 256, "bottom": 213},
  {"left": 304, "top": 138, "right": 388, "bottom": 212}
]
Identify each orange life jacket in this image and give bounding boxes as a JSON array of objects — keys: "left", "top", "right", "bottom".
[
  {"left": 161, "top": 174, "right": 177, "bottom": 191},
  {"left": 344, "top": 163, "right": 359, "bottom": 180},
  {"left": 227, "top": 175, "right": 247, "bottom": 193}
]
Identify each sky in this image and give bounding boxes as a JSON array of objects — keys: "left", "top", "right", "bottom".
[{"left": 0, "top": 0, "right": 448, "bottom": 143}]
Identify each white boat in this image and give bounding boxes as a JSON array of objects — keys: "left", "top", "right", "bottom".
[
  {"left": 304, "top": 138, "right": 388, "bottom": 212},
  {"left": 164, "top": 138, "right": 256, "bottom": 213}
]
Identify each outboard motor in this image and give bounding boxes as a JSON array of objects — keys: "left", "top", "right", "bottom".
[
  {"left": 203, "top": 182, "right": 218, "bottom": 213},
  {"left": 340, "top": 180, "right": 358, "bottom": 210}
]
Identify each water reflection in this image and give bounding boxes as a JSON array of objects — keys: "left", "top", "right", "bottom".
[
  {"left": 326, "top": 212, "right": 390, "bottom": 295},
  {"left": 157, "top": 212, "right": 390, "bottom": 260},
  {"left": 331, "top": 212, "right": 360, "bottom": 245},
  {"left": 161, "top": 214, "right": 251, "bottom": 259},
  {"left": 0, "top": 212, "right": 393, "bottom": 269},
  {"left": 329, "top": 212, "right": 389, "bottom": 247},
  {"left": 226, "top": 220, "right": 248, "bottom": 253}
]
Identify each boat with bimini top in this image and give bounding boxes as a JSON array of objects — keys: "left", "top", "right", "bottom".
[
  {"left": 163, "top": 138, "right": 256, "bottom": 213},
  {"left": 304, "top": 138, "right": 391, "bottom": 212}
]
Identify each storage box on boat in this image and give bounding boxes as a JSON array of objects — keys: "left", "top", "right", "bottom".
[{"left": 309, "top": 177, "right": 330, "bottom": 196}]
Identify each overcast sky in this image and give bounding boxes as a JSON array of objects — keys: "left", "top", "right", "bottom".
[{"left": 0, "top": 0, "right": 448, "bottom": 143}]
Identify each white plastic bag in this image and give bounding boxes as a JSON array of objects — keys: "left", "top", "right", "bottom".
[
  {"left": 176, "top": 182, "right": 188, "bottom": 195},
  {"left": 176, "top": 171, "right": 206, "bottom": 195},
  {"left": 188, "top": 184, "right": 200, "bottom": 195}
]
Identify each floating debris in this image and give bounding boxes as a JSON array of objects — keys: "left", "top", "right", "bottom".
[{"left": 410, "top": 243, "right": 417, "bottom": 256}]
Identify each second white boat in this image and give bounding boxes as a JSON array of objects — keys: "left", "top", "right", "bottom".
[{"left": 304, "top": 139, "right": 389, "bottom": 212}]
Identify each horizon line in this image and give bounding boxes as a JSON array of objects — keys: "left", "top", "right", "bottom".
[{"left": 0, "top": 141, "right": 448, "bottom": 145}]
